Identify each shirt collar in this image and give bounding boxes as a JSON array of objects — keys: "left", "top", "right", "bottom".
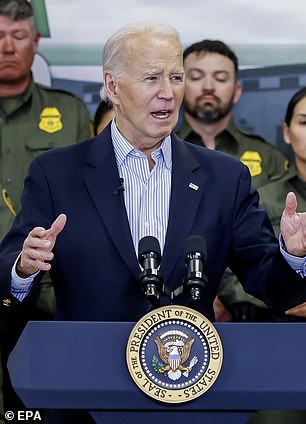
[
  {"left": 179, "top": 114, "right": 237, "bottom": 137},
  {"left": 111, "top": 120, "right": 172, "bottom": 169},
  {"left": 0, "top": 77, "right": 34, "bottom": 117}
]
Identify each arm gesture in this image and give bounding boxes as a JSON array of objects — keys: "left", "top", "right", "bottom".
[{"left": 17, "top": 214, "right": 67, "bottom": 277}]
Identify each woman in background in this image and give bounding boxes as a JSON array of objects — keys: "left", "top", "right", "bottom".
[{"left": 251, "top": 87, "right": 306, "bottom": 424}]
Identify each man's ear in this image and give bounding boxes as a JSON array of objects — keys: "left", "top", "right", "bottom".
[
  {"left": 233, "top": 81, "right": 242, "bottom": 105},
  {"left": 33, "top": 31, "right": 40, "bottom": 50},
  {"left": 104, "top": 72, "right": 119, "bottom": 104}
]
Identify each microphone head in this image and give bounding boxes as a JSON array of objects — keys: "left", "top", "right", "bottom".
[
  {"left": 184, "top": 235, "right": 207, "bottom": 260},
  {"left": 138, "top": 236, "right": 161, "bottom": 262}
]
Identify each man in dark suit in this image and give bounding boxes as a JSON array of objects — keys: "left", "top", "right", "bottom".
[
  {"left": 1, "top": 21, "right": 306, "bottom": 322},
  {"left": 0, "top": 22, "right": 306, "bottom": 422}
]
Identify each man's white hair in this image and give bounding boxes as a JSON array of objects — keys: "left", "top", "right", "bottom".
[{"left": 100, "top": 22, "right": 182, "bottom": 103}]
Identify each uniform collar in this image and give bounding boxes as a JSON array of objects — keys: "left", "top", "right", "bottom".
[
  {"left": 177, "top": 115, "right": 239, "bottom": 149},
  {"left": 0, "top": 77, "right": 34, "bottom": 117}
]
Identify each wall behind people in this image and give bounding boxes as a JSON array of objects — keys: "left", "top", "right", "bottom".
[
  {"left": 234, "top": 64, "right": 306, "bottom": 159},
  {"left": 30, "top": 0, "right": 306, "bottom": 146}
]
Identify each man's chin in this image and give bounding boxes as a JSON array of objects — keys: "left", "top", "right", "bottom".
[
  {"left": 0, "top": 72, "right": 22, "bottom": 84},
  {"left": 189, "top": 109, "right": 220, "bottom": 124}
]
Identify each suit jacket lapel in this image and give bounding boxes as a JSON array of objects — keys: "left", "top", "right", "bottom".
[
  {"left": 82, "top": 127, "right": 140, "bottom": 279},
  {"left": 82, "top": 129, "right": 204, "bottom": 284},
  {"left": 161, "top": 135, "right": 204, "bottom": 284}
]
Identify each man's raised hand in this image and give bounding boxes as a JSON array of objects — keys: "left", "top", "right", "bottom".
[{"left": 17, "top": 214, "right": 67, "bottom": 277}]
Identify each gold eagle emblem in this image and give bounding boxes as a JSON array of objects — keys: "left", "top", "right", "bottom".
[{"left": 154, "top": 330, "right": 198, "bottom": 380}]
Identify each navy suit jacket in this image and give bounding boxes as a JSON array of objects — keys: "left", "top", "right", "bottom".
[{"left": 0, "top": 125, "right": 305, "bottom": 322}]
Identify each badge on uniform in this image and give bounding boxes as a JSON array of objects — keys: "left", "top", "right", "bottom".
[
  {"left": 240, "top": 151, "right": 263, "bottom": 177},
  {"left": 39, "top": 107, "right": 63, "bottom": 133}
]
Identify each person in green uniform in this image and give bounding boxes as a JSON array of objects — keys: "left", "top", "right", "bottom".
[
  {"left": 248, "top": 88, "right": 306, "bottom": 424},
  {"left": 258, "top": 87, "right": 306, "bottom": 239},
  {"left": 175, "top": 39, "right": 289, "bottom": 323},
  {"left": 0, "top": 1, "right": 91, "bottom": 421}
]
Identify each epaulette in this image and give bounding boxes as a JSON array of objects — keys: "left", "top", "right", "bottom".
[
  {"left": 36, "top": 82, "right": 82, "bottom": 99},
  {"left": 235, "top": 126, "right": 269, "bottom": 144}
]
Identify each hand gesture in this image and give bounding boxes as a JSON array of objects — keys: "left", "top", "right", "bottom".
[
  {"left": 286, "top": 302, "right": 306, "bottom": 318},
  {"left": 280, "top": 192, "right": 306, "bottom": 257},
  {"left": 17, "top": 214, "right": 67, "bottom": 277}
]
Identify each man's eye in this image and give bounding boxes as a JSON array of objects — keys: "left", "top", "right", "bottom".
[
  {"left": 215, "top": 77, "right": 227, "bottom": 83},
  {"left": 14, "top": 32, "right": 28, "bottom": 40},
  {"left": 215, "top": 73, "right": 229, "bottom": 83},
  {"left": 188, "top": 71, "right": 203, "bottom": 81},
  {"left": 146, "top": 76, "right": 157, "bottom": 81},
  {"left": 171, "top": 75, "right": 184, "bottom": 82}
]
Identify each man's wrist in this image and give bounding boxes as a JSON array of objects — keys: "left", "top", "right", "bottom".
[{"left": 16, "top": 256, "right": 38, "bottom": 279}]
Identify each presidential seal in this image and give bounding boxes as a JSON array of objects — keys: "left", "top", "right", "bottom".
[{"left": 126, "top": 305, "right": 223, "bottom": 403}]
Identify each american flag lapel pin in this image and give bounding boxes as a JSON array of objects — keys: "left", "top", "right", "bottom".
[{"left": 189, "top": 183, "right": 199, "bottom": 191}]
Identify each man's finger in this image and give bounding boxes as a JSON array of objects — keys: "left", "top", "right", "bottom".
[
  {"left": 284, "top": 191, "right": 297, "bottom": 217},
  {"left": 45, "top": 214, "right": 67, "bottom": 239},
  {"left": 286, "top": 302, "right": 306, "bottom": 317}
]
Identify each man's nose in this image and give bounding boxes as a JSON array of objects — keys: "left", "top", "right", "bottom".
[
  {"left": 158, "top": 79, "right": 174, "bottom": 99},
  {"left": 201, "top": 76, "right": 214, "bottom": 91},
  {"left": 2, "top": 35, "right": 15, "bottom": 53}
]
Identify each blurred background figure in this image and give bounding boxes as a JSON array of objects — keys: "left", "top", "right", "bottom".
[
  {"left": 258, "top": 87, "right": 306, "bottom": 236},
  {"left": 0, "top": 0, "right": 91, "bottom": 420},
  {"left": 246, "top": 87, "right": 306, "bottom": 424},
  {"left": 93, "top": 99, "right": 114, "bottom": 135},
  {"left": 175, "top": 39, "right": 289, "bottom": 323}
]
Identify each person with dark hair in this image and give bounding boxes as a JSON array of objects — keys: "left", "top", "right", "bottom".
[
  {"left": 249, "top": 87, "right": 306, "bottom": 424},
  {"left": 0, "top": 0, "right": 91, "bottom": 420},
  {"left": 93, "top": 99, "right": 114, "bottom": 135},
  {"left": 176, "top": 39, "right": 290, "bottom": 323},
  {"left": 258, "top": 87, "right": 306, "bottom": 252}
]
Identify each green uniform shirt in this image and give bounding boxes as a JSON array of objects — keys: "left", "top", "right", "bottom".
[
  {"left": 0, "top": 79, "right": 91, "bottom": 420},
  {"left": 219, "top": 165, "right": 306, "bottom": 311},
  {"left": 176, "top": 118, "right": 289, "bottom": 189},
  {"left": 0, "top": 79, "right": 91, "bottom": 241},
  {"left": 176, "top": 117, "right": 289, "bottom": 310},
  {"left": 258, "top": 165, "right": 306, "bottom": 236}
]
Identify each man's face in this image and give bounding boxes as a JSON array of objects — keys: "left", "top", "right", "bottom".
[
  {"left": 183, "top": 51, "right": 241, "bottom": 124},
  {"left": 0, "top": 15, "right": 39, "bottom": 86},
  {"left": 105, "top": 34, "right": 184, "bottom": 150}
]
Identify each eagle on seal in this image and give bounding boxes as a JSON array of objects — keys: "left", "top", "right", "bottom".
[{"left": 155, "top": 333, "right": 195, "bottom": 381}]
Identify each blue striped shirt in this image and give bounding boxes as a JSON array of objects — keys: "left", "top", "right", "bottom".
[{"left": 111, "top": 120, "right": 171, "bottom": 253}]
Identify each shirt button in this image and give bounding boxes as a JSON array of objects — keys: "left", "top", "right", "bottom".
[
  {"left": 145, "top": 222, "right": 150, "bottom": 228},
  {"left": 6, "top": 178, "right": 12, "bottom": 185}
]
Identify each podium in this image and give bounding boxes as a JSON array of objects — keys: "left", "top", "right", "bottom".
[{"left": 8, "top": 321, "right": 306, "bottom": 424}]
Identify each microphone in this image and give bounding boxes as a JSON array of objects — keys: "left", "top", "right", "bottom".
[
  {"left": 114, "top": 178, "right": 125, "bottom": 195},
  {"left": 184, "top": 235, "right": 207, "bottom": 303},
  {"left": 138, "top": 236, "right": 164, "bottom": 307}
]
